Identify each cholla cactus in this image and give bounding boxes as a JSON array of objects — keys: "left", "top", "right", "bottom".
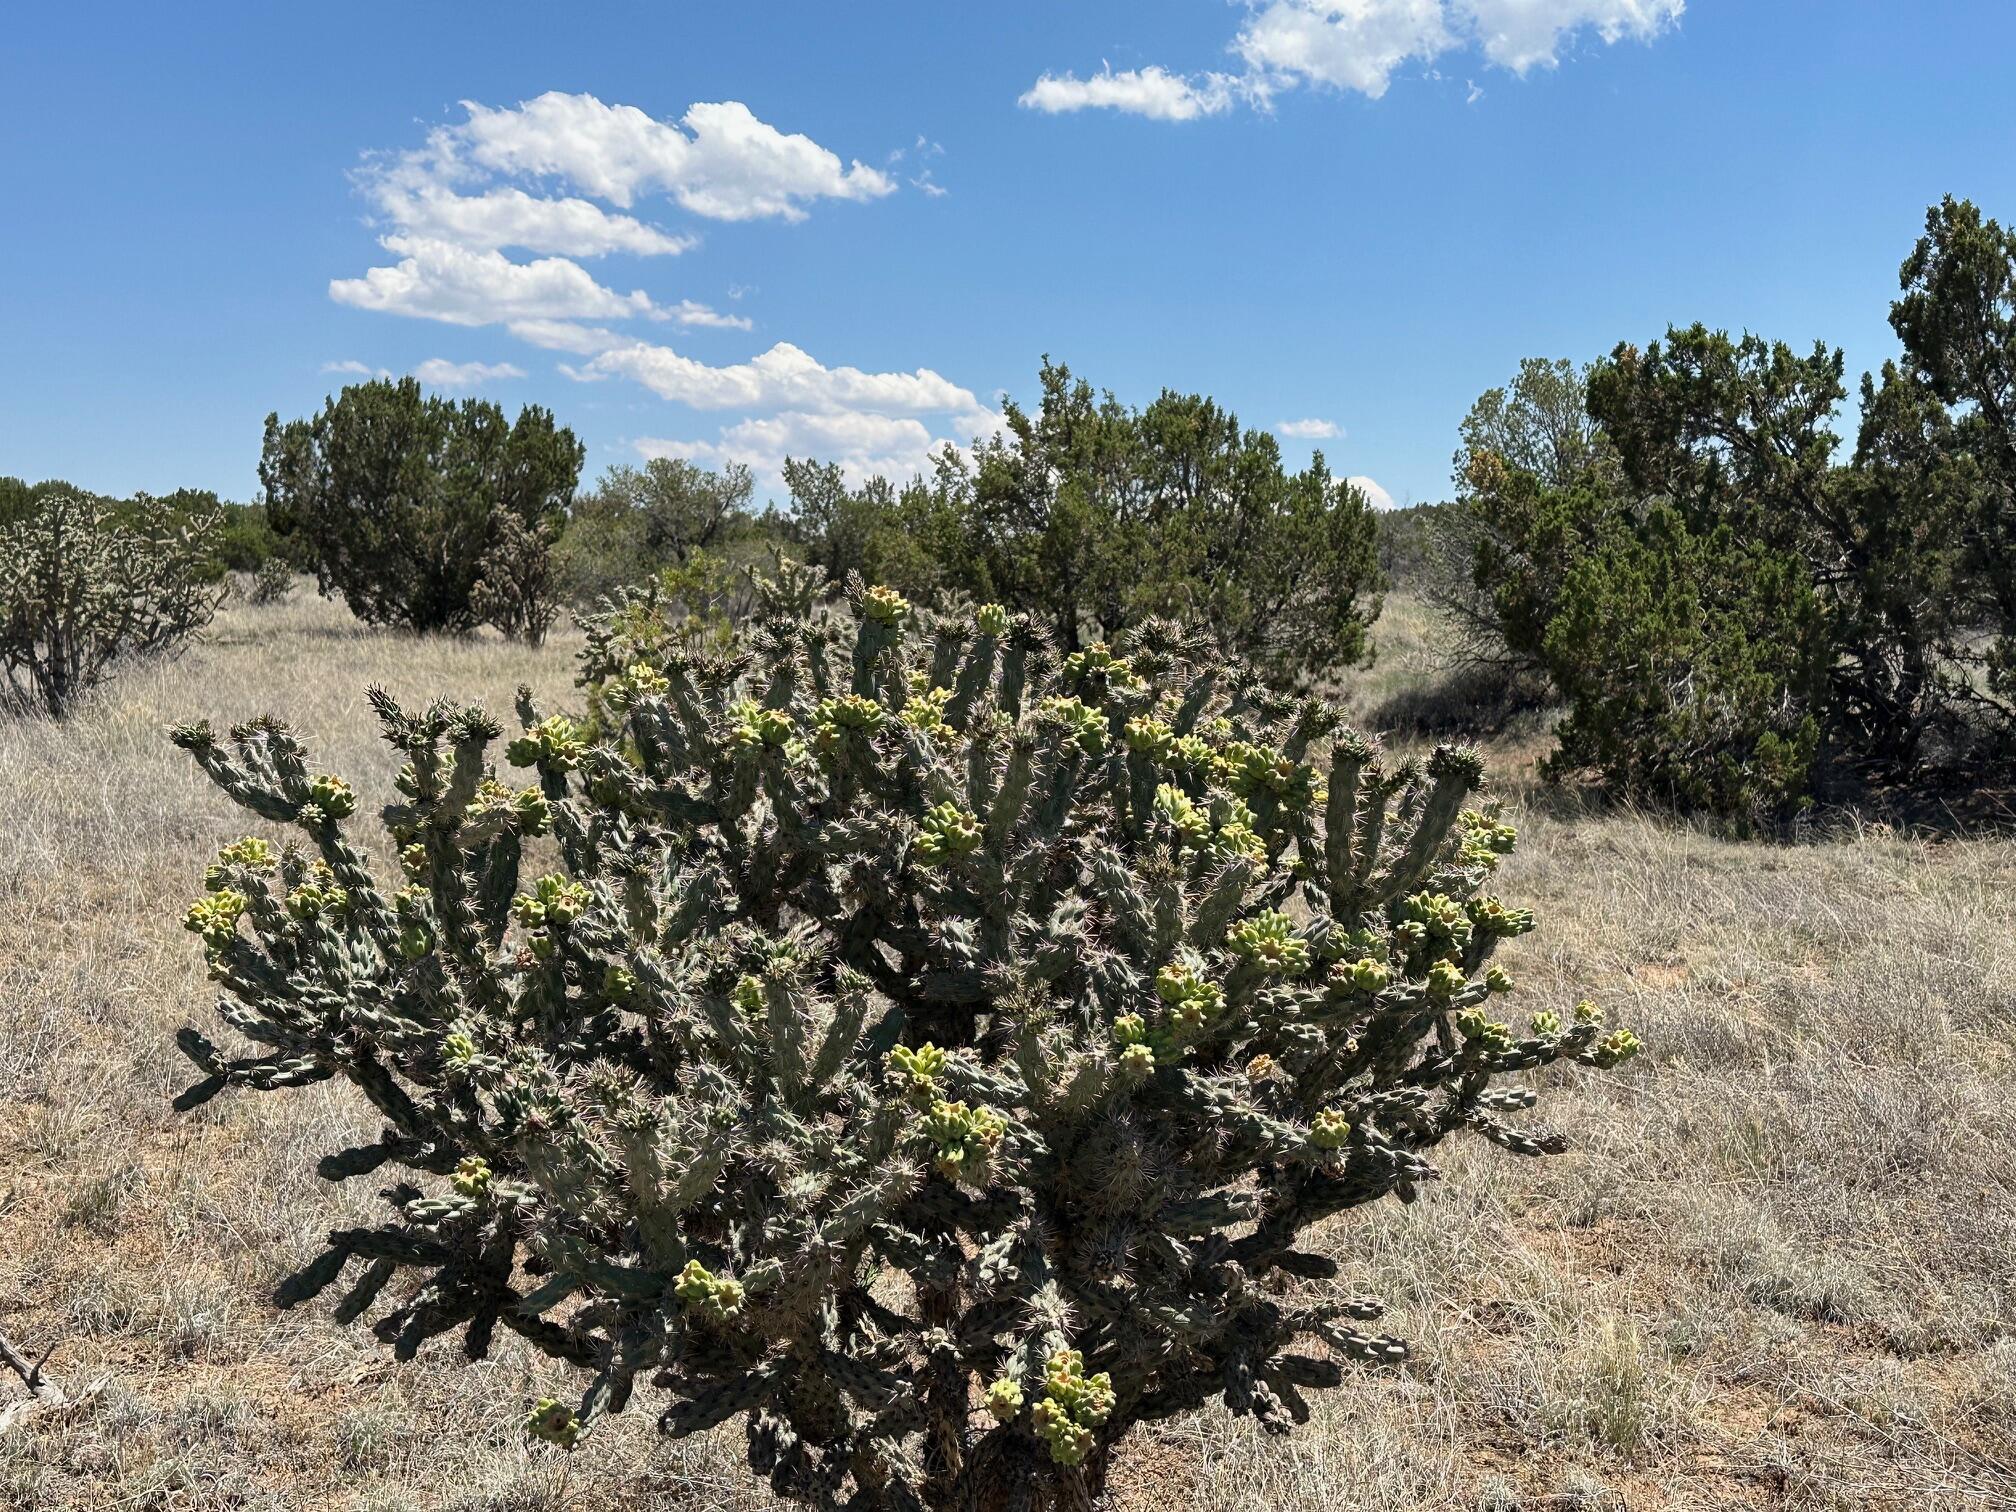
[
  {"left": 0, "top": 491, "right": 225, "bottom": 716},
  {"left": 168, "top": 568, "right": 1639, "bottom": 1511}
]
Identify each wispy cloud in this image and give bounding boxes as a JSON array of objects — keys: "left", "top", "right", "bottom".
[
  {"left": 412, "top": 358, "right": 527, "bottom": 389},
  {"left": 1277, "top": 417, "right": 1342, "bottom": 439},
  {"left": 1022, "top": 1, "right": 1683, "bottom": 119}
]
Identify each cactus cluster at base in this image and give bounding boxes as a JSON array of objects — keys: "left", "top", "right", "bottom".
[{"left": 167, "top": 565, "right": 1640, "bottom": 1511}]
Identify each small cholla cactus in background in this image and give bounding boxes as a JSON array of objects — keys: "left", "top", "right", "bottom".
[
  {"left": 0, "top": 491, "right": 226, "bottom": 717},
  {"left": 168, "top": 565, "right": 1640, "bottom": 1512}
]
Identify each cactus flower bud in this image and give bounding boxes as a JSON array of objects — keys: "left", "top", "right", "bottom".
[
  {"left": 525, "top": 1397, "right": 581, "bottom": 1449},
  {"left": 985, "top": 1377, "right": 1024, "bottom": 1423}
]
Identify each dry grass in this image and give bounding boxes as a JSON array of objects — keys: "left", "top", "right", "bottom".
[{"left": 4, "top": 591, "right": 2015, "bottom": 1509}]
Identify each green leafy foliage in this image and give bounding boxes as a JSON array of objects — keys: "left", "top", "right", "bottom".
[
  {"left": 555, "top": 458, "right": 771, "bottom": 607},
  {"left": 786, "top": 361, "right": 1386, "bottom": 686},
  {"left": 260, "top": 378, "right": 584, "bottom": 636},
  {"left": 169, "top": 567, "right": 1637, "bottom": 1510},
  {"left": 1, "top": 491, "right": 226, "bottom": 715},
  {"left": 1446, "top": 197, "right": 2016, "bottom": 815}
]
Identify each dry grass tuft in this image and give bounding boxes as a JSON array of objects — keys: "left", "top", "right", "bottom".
[{"left": 4, "top": 592, "right": 2013, "bottom": 1508}]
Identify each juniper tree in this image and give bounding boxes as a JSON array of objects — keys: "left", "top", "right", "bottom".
[
  {"left": 260, "top": 378, "right": 583, "bottom": 637},
  {"left": 0, "top": 491, "right": 225, "bottom": 716},
  {"left": 171, "top": 568, "right": 1639, "bottom": 1511}
]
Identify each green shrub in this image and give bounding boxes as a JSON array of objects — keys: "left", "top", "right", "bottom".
[
  {"left": 260, "top": 378, "right": 583, "bottom": 637},
  {"left": 1540, "top": 506, "right": 1826, "bottom": 819},
  {"left": 785, "top": 361, "right": 1386, "bottom": 687},
  {"left": 170, "top": 571, "right": 1638, "bottom": 1509},
  {"left": 555, "top": 458, "right": 772, "bottom": 607},
  {"left": 1, "top": 491, "right": 226, "bottom": 716}
]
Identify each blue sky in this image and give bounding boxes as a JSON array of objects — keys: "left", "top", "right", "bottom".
[{"left": 5, "top": 2, "right": 2014, "bottom": 510}]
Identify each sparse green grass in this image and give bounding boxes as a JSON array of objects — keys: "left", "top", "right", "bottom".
[{"left": 3, "top": 589, "right": 2013, "bottom": 1508}]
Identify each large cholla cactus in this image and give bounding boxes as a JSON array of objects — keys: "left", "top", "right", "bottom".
[{"left": 170, "top": 569, "right": 1639, "bottom": 1511}]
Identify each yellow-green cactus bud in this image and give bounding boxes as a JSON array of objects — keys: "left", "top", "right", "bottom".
[
  {"left": 887, "top": 1042, "right": 947, "bottom": 1102},
  {"left": 1229, "top": 910, "right": 1309, "bottom": 975},
  {"left": 514, "top": 875, "right": 589, "bottom": 931},
  {"left": 525, "top": 1397, "right": 581, "bottom": 1449},
  {"left": 512, "top": 787, "right": 551, "bottom": 836},
  {"left": 1112, "top": 1013, "right": 1147, "bottom": 1047},
  {"left": 985, "top": 1377, "right": 1024, "bottom": 1423},
  {"left": 863, "top": 585, "right": 911, "bottom": 625},
  {"left": 1154, "top": 958, "right": 1226, "bottom": 1032},
  {"left": 1340, "top": 956, "right": 1390, "bottom": 994},
  {"left": 1033, "top": 1349, "right": 1114, "bottom": 1465},
  {"left": 1455, "top": 1007, "right": 1513, "bottom": 1051},
  {"left": 400, "top": 842, "right": 427, "bottom": 878},
  {"left": 1530, "top": 1010, "right": 1563, "bottom": 1037},
  {"left": 1061, "top": 642, "right": 1141, "bottom": 693},
  {"left": 1590, "top": 1028, "right": 1643, "bottom": 1068},
  {"left": 976, "top": 602, "right": 1011, "bottom": 638},
  {"left": 1468, "top": 896, "right": 1535, "bottom": 938},
  {"left": 732, "top": 974, "right": 765, "bottom": 1016},
  {"left": 285, "top": 880, "right": 349, "bottom": 921},
  {"left": 603, "top": 660, "right": 669, "bottom": 708},
  {"left": 1116, "top": 1042, "right": 1155, "bottom": 1081},
  {"left": 1124, "top": 716, "right": 1174, "bottom": 761},
  {"left": 675, "top": 1259, "right": 745, "bottom": 1321},
  {"left": 1427, "top": 959, "right": 1468, "bottom": 1001},
  {"left": 184, "top": 890, "right": 247, "bottom": 948},
  {"left": 1309, "top": 1108, "right": 1352, "bottom": 1150},
  {"left": 898, "top": 683, "right": 958, "bottom": 743},
  {"left": 451, "top": 1155, "right": 491, "bottom": 1197},
  {"left": 1401, "top": 891, "right": 1473, "bottom": 951},
  {"left": 603, "top": 965, "right": 636, "bottom": 1001},
  {"left": 506, "top": 715, "right": 584, "bottom": 771},
  {"left": 1245, "top": 1053, "right": 1276, "bottom": 1082},
  {"left": 915, "top": 802, "right": 983, "bottom": 866},
  {"left": 1574, "top": 999, "right": 1605, "bottom": 1026},
  {"left": 1153, "top": 784, "right": 1210, "bottom": 845},
  {"left": 813, "top": 694, "right": 885, "bottom": 757},
  {"left": 205, "top": 838, "right": 275, "bottom": 889},
  {"left": 1168, "top": 733, "right": 1215, "bottom": 771},
  {"left": 1485, "top": 965, "right": 1514, "bottom": 994},
  {"left": 729, "top": 698, "right": 795, "bottom": 752},
  {"left": 443, "top": 1029, "right": 479, "bottom": 1070},
  {"left": 308, "top": 774, "right": 356, "bottom": 819},
  {"left": 922, "top": 1100, "right": 1008, "bottom": 1185},
  {"left": 1040, "top": 696, "right": 1107, "bottom": 757}
]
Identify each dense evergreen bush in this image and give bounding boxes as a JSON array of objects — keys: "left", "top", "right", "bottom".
[
  {"left": 1441, "top": 197, "right": 2016, "bottom": 817},
  {"left": 170, "top": 569, "right": 1637, "bottom": 1510},
  {"left": 785, "top": 362, "right": 1386, "bottom": 686},
  {"left": 260, "top": 378, "right": 583, "bottom": 637}
]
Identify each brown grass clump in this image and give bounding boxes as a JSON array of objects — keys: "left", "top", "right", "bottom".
[{"left": 4, "top": 591, "right": 2013, "bottom": 1509}]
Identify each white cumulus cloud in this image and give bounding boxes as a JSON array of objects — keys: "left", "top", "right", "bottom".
[
  {"left": 1019, "top": 66, "right": 1244, "bottom": 122},
  {"left": 1237, "top": 1, "right": 1451, "bottom": 100},
  {"left": 1464, "top": 0, "right": 1684, "bottom": 72},
  {"left": 579, "top": 338, "right": 988, "bottom": 419},
  {"left": 331, "top": 235, "right": 660, "bottom": 326},
  {"left": 412, "top": 358, "right": 527, "bottom": 389},
  {"left": 448, "top": 93, "right": 895, "bottom": 220},
  {"left": 366, "top": 179, "right": 695, "bottom": 258},
  {"left": 1277, "top": 417, "right": 1342, "bottom": 439},
  {"left": 1349, "top": 474, "right": 1396, "bottom": 510},
  {"left": 1025, "top": 0, "right": 1683, "bottom": 116},
  {"left": 333, "top": 92, "right": 986, "bottom": 504}
]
